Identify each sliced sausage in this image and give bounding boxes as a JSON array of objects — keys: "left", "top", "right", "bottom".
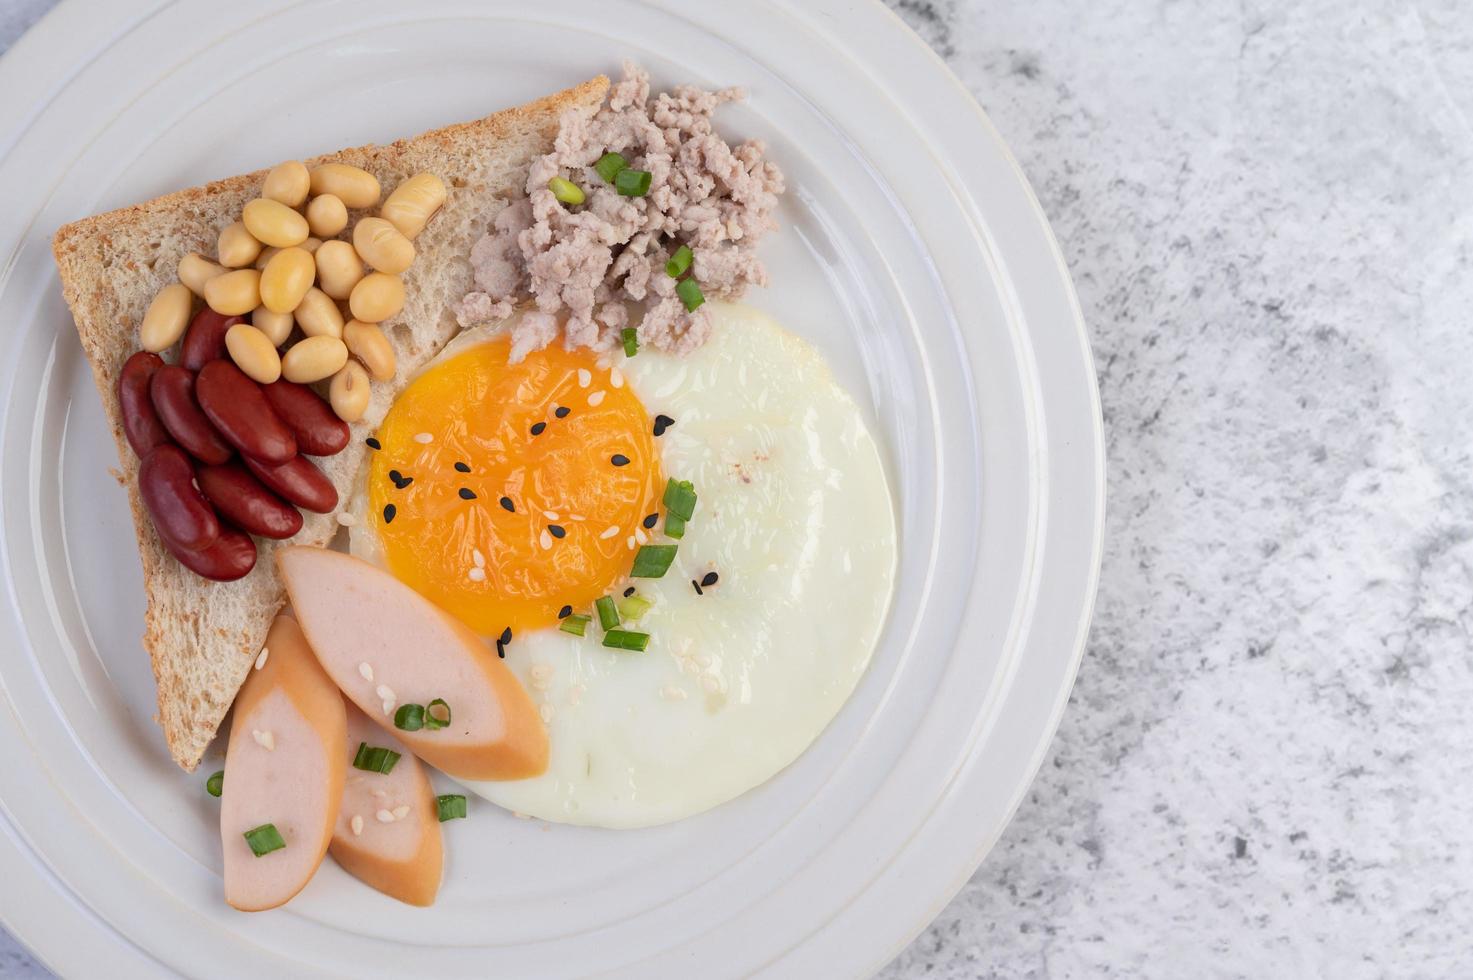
[
  {"left": 180, "top": 307, "right": 245, "bottom": 371},
  {"left": 158, "top": 524, "right": 257, "bottom": 581},
  {"left": 222, "top": 614, "right": 347, "bottom": 911},
  {"left": 197, "top": 462, "right": 303, "bottom": 540},
  {"left": 261, "top": 380, "right": 350, "bottom": 456},
  {"left": 330, "top": 703, "right": 443, "bottom": 906},
  {"left": 195, "top": 360, "right": 296, "bottom": 464},
  {"left": 118, "top": 351, "right": 172, "bottom": 457},
  {"left": 278, "top": 547, "right": 548, "bottom": 781},
  {"left": 243, "top": 454, "right": 337, "bottom": 514},
  {"left": 149, "top": 365, "right": 232, "bottom": 465}
]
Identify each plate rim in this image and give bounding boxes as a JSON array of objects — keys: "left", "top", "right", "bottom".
[{"left": 0, "top": 0, "right": 1104, "bottom": 976}]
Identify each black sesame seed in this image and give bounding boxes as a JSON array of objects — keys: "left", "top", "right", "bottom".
[
  {"left": 383, "top": 504, "right": 396, "bottom": 524},
  {"left": 454, "top": 461, "right": 471, "bottom": 473},
  {"left": 458, "top": 488, "right": 477, "bottom": 500},
  {"left": 623, "top": 586, "right": 636, "bottom": 597},
  {"left": 558, "top": 605, "right": 572, "bottom": 619},
  {"left": 701, "top": 571, "right": 719, "bottom": 588},
  {"left": 642, "top": 512, "right": 658, "bottom": 529},
  {"left": 530, "top": 421, "right": 547, "bottom": 436},
  {"left": 496, "top": 640, "right": 505, "bottom": 659},
  {"left": 389, "top": 469, "right": 402, "bottom": 483},
  {"left": 652, "top": 414, "right": 675, "bottom": 437},
  {"left": 366, "top": 437, "right": 382, "bottom": 450},
  {"left": 548, "top": 524, "right": 566, "bottom": 539},
  {"left": 500, "top": 627, "right": 513, "bottom": 645},
  {"left": 499, "top": 496, "right": 515, "bottom": 512},
  {"left": 555, "top": 406, "right": 571, "bottom": 419},
  {"left": 691, "top": 579, "right": 703, "bottom": 596},
  {"left": 610, "top": 454, "right": 630, "bottom": 467},
  {"left": 399, "top": 476, "right": 414, "bottom": 488}
]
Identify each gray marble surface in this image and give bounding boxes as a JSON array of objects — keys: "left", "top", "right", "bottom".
[{"left": 5, "top": 0, "right": 1473, "bottom": 976}]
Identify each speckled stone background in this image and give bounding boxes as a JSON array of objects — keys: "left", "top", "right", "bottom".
[{"left": 5, "top": 0, "right": 1473, "bottom": 976}]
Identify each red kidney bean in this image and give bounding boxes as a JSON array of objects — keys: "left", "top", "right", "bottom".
[
  {"left": 196, "top": 461, "right": 303, "bottom": 539},
  {"left": 149, "top": 365, "right": 232, "bottom": 465},
  {"left": 118, "top": 351, "right": 172, "bottom": 457},
  {"left": 137, "top": 445, "right": 221, "bottom": 552},
  {"left": 159, "top": 525, "right": 257, "bottom": 582},
  {"left": 179, "top": 308, "right": 245, "bottom": 372},
  {"left": 195, "top": 360, "right": 296, "bottom": 464},
  {"left": 260, "top": 380, "right": 350, "bottom": 456},
  {"left": 243, "top": 453, "right": 337, "bottom": 514}
]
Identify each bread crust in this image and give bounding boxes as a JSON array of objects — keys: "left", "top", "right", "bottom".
[{"left": 52, "top": 76, "right": 609, "bottom": 770}]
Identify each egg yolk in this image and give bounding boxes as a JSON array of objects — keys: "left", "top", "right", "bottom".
[{"left": 368, "top": 338, "right": 660, "bottom": 635}]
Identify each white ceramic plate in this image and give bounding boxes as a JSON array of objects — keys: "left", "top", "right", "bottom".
[{"left": 0, "top": 1, "right": 1103, "bottom": 976}]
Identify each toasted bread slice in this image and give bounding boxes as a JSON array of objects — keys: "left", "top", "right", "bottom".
[{"left": 51, "top": 76, "right": 610, "bottom": 771}]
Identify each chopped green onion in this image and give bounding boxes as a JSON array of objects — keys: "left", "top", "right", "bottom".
[
  {"left": 664, "top": 512, "right": 686, "bottom": 539},
  {"left": 436, "top": 794, "right": 468, "bottom": 822},
  {"left": 614, "top": 168, "right": 653, "bottom": 197},
  {"left": 602, "top": 629, "right": 651, "bottom": 652},
  {"left": 243, "top": 823, "right": 285, "bottom": 857},
  {"left": 424, "top": 698, "right": 451, "bottom": 730},
  {"left": 631, "top": 544, "right": 678, "bottom": 578},
  {"left": 559, "top": 613, "right": 591, "bottom": 637},
  {"left": 594, "top": 595, "right": 621, "bottom": 630},
  {"left": 352, "top": 742, "right": 401, "bottom": 774},
  {"left": 676, "top": 278, "right": 705, "bottom": 312},
  {"left": 394, "top": 703, "right": 425, "bottom": 732},
  {"left": 594, "top": 152, "right": 628, "bottom": 183},
  {"left": 622, "top": 326, "right": 639, "bottom": 357},
  {"left": 662, "top": 478, "right": 697, "bottom": 521},
  {"left": 665, "top": 245, "right": 693, "bottom": 278},
  {"left": 548, "top": 176, "right": 585, "bottom": 205},
  {"left": 206, "top": 770, "right": 224, "bottom": 798},
  {"left": 617, "top": 594, "right": 653, "bottom": 622}
]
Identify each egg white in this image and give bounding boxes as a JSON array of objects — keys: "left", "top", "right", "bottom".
[{"left": 349, "top": 303, "right": 897, "bottom": 828}]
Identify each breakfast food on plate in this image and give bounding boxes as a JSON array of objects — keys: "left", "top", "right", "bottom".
[
  {"left": 52, "top": 76, "right": 611, "bottom": 771},
  {"left": 278, "top": 546, "right": 550, "bottom": 780},
  {"left": 330, "top": 703, "right": 444, "bottom": 907},
  {"left": 352, "top": 305, "right": 896, "bottom": 828},
  {"left": 220, "top": 614, "right": 347, "bottom": 912},
  {"left": 458, "top": 63, "right": 784, "bottom": 358},
  {"left": 52, "top": 61, "right": 898, "bottom": 909}
]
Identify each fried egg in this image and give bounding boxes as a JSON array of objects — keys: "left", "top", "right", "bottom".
[{"left": 348, "top": 303, "right": 896, "bottom": 828}]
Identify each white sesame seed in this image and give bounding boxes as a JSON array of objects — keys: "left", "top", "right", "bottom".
[
  {"left": 539, "top": 703, "right": 554, "bottom": 723},
  {"left": 372, "top": 789, "right": 388, "bottom": 800},
  {"left": 252, "top": 729, "right": 275, "bottom": 751},
  {"left": 376, "top": 809, "right": 394, "bottom": 823},
  {"left": 473, "top": 548, "right": 486, "bottom": 567},
  {"left": 254, "top": 647, "right": 269, "bottom": 671},
  {"left": 542, "top": 510, "right": 559, "bottom": 521},
  {"left": 350, "top": 814, "right": 364, "bottom": 836},
  {"left": 609, "top": 367, "right": 624, "bottom": 389},
  {"left": 336, "top": 511, "right": 358, "bottom": 527},
  {"left": 701, "top": 675, "right": 720, "bottom": 693},
  {"left": 530, "top": 663, "right": 555, "bottom": 683},
  {"left": 570, "top": 514, "right": 585, "bottom": 522},
  {"left": 661, "top": 685, "right": 688, "bottom": 701},
  {"left": 376, "top": 684, "right": 395, "bottom": 702},
  {"left": 381, "top": 699, "right": 395, "bottom": 716},
  {"left": 596, "top": 356, "right": 611, "bottom": 371},
  {"left": 601, "top": 525, "right": 620, "bottom": 539},
  {"left": 540, "top": 529, "right": 553, "bottom": 550},
  {"left": 694, "top": 653, "right": 712, "bottom": 668},
  {"left": 358, "top": 662, "right": 374, "bottom": 682},
  {"left": 413, "top": 432, "right": 433, "bottom": 444},
  {"left": 392, "top": 805, "right": 410, "bottom": 820},
  {"left": 635, "top": 527, "right": 649, "bottom": 545},
  {"left": 513, "top": 811, "right": 531, "bottom": 820},
  {"left": 577, "top": 369, "right": 591, "bottom": 388},
  {"left": 468, "top": 566, "right": 487, "bottom": 582},
  {"left": 588, "top": 390, "right": 606, "bottom": 407},
  {"left": 626, "top": 535, "right": 637, "bottom": 550}
]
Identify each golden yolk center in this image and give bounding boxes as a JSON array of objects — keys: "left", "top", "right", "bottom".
[{"left": 368, "top": 338, "right": 660, "bottom": 635}]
